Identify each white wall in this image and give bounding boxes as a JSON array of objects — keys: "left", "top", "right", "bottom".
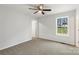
[
  {"left": 0, "top": 5, "right": 32, "bottom": 50},
  {"left": 76, "top": 8, "right": 79, "bottom": 46},
  {"left": 38, "top": 10, "right": 76, "bottom": 45}
]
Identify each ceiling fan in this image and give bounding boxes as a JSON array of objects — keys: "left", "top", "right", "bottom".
[{"left": 29, "top": 4, "right": 52, "bottom": 15}]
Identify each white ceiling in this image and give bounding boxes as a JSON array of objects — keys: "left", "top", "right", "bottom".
[
  {"left": 45, "top": 4, "right": 78, "bottom": 13},
  {"left": 2, "top": 4, "right": 79, "bottom": 18},
  {"left": 25, "top": 4, "right": 79, "bottom": 18}
]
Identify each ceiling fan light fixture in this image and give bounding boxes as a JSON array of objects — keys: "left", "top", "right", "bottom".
[
  {"left": 38, "top": 11, "right": 41, "bottom": 13},
  {"left": 39, "top": 6, "right": 43, "bottom": 9},
  {"left": 29, "top": 4, "right": 52, "bottom": 15}
]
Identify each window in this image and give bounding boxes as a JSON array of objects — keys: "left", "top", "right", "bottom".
[{"left": 56, "top": 16, "right": 69, "bottom": 36}]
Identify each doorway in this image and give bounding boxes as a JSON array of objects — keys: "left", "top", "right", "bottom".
[{"left": 32, "top": 20, "right": 39, "bottom": 38}]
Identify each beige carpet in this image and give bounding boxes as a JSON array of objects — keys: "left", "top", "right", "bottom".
[{"left": 0, "top": 38, "right": 79, "bottom": 55}]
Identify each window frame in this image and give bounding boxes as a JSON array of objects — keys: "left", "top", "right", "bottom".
[{"left": 56, "top": 16, "right": 69, "bottom": 36}]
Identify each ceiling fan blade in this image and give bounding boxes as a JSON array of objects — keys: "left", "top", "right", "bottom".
[
  {"left": 33, "top": 11, "right": 39, "bottom": 14},
  {"left": 29, "top": 8, "right": 38, "bottom": 10},
  {"left": 43, "top": 9, "right": 51, "bottom": 11},
  {"left": 41, "top": 11, "right": 45, "bottom": 15}
]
